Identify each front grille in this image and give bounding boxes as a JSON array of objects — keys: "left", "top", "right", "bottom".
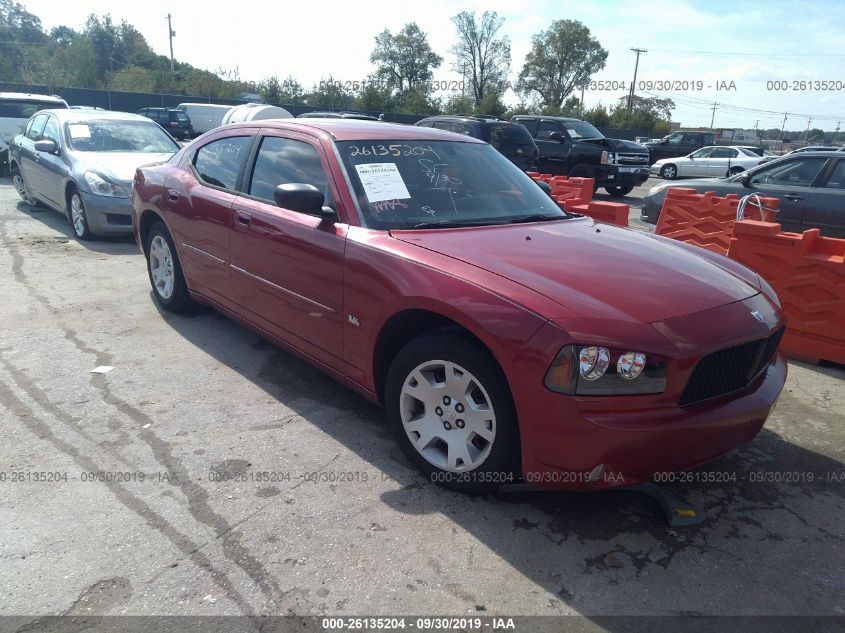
[
  {"left": 679, "top": 328, "right": 784, "bottom": 407},
  {"left": 617, "top": 153, "right": 649, "bottom": 165}
]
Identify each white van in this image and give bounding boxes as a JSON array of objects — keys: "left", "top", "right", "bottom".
[
  {"left": 176, "top": 103, "right": 234, "bottom": 136},
  {"left": 222, "top": 103, "right": 292, "bottom": 125},
  {"left": 1, "top": 92, "right": 68, "bottom": 174}
]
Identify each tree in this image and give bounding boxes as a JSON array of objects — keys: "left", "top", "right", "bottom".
[
  {"left": 279, "top": 76, "right": 305, "bottom": 104},
  {"left": 450, "top": 11, "right": 511, "bottom": 106},
  {"left": 371, "top": 23, "right": 442, "bottom": 94},
  {"left": 583, "top": 104, "right": 610, "bottom": 128},
  {"left": 610, "top": 95, "right": 675, "bottom": 130},
  {"left": 354, "top": 77, "right": 395, "bottom": 112},
  {"left": 258, "top": 75, "right": 284, "bottom": 104},
  {"left": 476, "top": 93, "right": 506, "bottom": 117},
  {"left": 109, "top": 65, "right": 155, "bottom": 92},
  {"left": 442, "top": 93, "right": 476, "bottom": 115},
  {"left": 517, "top": 20, "right": 607, "bottom": 110},
  {"left": 305, "top": 76, "right": 355, "bottom": 110}
]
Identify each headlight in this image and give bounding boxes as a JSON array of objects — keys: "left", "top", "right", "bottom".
[
  {"left": 647, "top": 183, "right": 669, "bottom": 196},
  {"left": 600, "top": 151, "right": 609, "bottom": 165},
  {"left": 545, "top": 345, "right": 667, "bottom": 396},
  {"left": 84, "top": 171, "right": 128, "bottom": 198}
]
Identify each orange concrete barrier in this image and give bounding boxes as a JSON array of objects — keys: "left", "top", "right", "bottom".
[
  {"left": 727, "top": 220, "right": 845, "bottom": 365},
  {"left": 568, "top": 201, "right": 629, "bottom": 227},
  {"left": 529, "top": 173, "right": 595, "bottom": 211},
  {"left": 655, "top": 188, "right": 779, "bottom": 256}
]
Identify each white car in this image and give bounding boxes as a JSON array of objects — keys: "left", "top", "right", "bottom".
[
  {"left": 1, "top": 92, "right": 68, "bottom": 174},
  {"left": 650, "top": 145, "right": 767, "bottom": 180}
]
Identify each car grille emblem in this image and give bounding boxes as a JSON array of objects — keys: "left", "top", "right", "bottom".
[{"left": 751, "top": 310, "right": 766, "bottom": 324}]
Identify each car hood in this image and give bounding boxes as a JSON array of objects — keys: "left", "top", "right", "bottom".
[
  {"left": 75, "top": 152, "right": 175, "bottom": 184},
  {"left": 647, "top": 177, "right": 725, "bottom": 194},
  {"left": 604, "top": 138, "right": 649, "bottom": 153},
  {"left": 391, "top": 218, "right": 759, "bottom": 323}
]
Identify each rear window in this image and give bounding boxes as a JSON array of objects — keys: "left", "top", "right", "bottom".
[
  {"left": 0, "top": 100, "right": 66, "bottom": 118},
  {"left": 487, "top": 123, "right": 534, "bottom": 150},
  {"left": 174, "top": 111, "right": 189, "bottom": 122}
]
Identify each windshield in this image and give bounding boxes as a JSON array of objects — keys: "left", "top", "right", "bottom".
[
  {"left": 336, "top": 140, "right": 565, "bottom": 230},
  {"left": 175, "top": 111, "right": 189, "bottom": 122},
  {"left": 65, "top": 120, "right": 180, "bottom": 153},
  {"left": 563, "top": 120, "right": 604, "bottom": 139},
  {"left": 487, "top": 123, "right": 535, "bottom": 150}
]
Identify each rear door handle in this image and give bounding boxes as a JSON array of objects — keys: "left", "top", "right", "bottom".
[
  {"left": 235, "top": 210, "right": 252, "bottom": 226},
  {"left": 167, "top": 189, "right": 180, "bottom": 203},
  {"left": 784, "top": 194, "right": 803, "bottom": 201}
]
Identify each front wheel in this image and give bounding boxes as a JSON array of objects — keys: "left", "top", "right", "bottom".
[
  {"left": 145, "top": 222, "right": 194, "bottom": 312},
  {"left": 69, "top": 190, "right": 95, "bottom": 240},
  {"left": 659, "top": 164, "right": 678, "bottom": 179},
  {"left": 385, "top": 332, "right": 520, "bottom": 493},
  {"left": 605, "top": 185, "right": 634, "bottom": 197}
]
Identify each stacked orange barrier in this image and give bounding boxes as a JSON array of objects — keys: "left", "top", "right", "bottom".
[
  {"left": 528, "top": 172, "right": 595, "bottom": 211},
  {"left": 655, "top": 188, "right": 779, "bottom": 256},
  {"left": 568, "top": 201, "right": 630, "bottom": 227},
  {"left": 727, "top": 220, "right": 845, "bottom": 365}
]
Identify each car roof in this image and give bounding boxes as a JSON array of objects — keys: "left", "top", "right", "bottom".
[
  {"left": 140, "top": 107, "right": 180, "bottom": 111},
  {"left": 39, "top": 109, "right": 152, "bottom": 123},
  {"left": 512, "top": 115, "right": 583, "bottom": 122},
  {"left": 223, "top": 119, "right": 486, "bottom": 142},
  {"left": 0, "top": 91, "right": 66, "bottom": 103}
]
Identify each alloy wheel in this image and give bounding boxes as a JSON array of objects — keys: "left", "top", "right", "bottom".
[
  {"left": 70, "top": 194, "right": 88, "bottom": 237},
  {"left": 149, "top": 235, "right": 175, "bottom": 300}
]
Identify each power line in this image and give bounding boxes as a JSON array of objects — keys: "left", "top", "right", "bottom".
[{"left": 644, "top": 48, "right": 845, "bottom": 58}]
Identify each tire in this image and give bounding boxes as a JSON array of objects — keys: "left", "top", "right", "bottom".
[
  {"left": 385, "top": 331, "right": 520, "bottom": 493},
  {"left": 68, "top": 189, "right": 95, "bottom": 240},
  {"left": 11, "top": 164, "right": 39, "bottom": 207},
  {"left": 728, "top": 166, "right": 745, "bottom": 177},
  {"left": 605, "top": 185, "right": 634, "bottom": 197},
  {"left": 145, "top": 222, "right": 194, "bottom": 313},
  {"left": 567, "top": 164, "right": 593, "bottom": 180},
  {"left": 659, "top": 164, "right": 678, "bottom": 180}
]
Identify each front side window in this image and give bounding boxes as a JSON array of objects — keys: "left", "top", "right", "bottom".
[
  {"left": 690, "top": 147, "right": 714, "bottom": 159},
  {"left": 193, "top": 136, "right": 251, "bottom": 189},
  {"left": 536, "top": 121, "right": 561, "bottom": 140},
  {"left": 248, "top": 136, "right": 335, "bottom": 209},
  {"left": 823, "top": 160, "right": 845, "bottom": 189},
  {"left": 26, "top": 114, "right": 48, "bottom": 141},
  {"left": 41, "top": 116, "right": 60, "bottom": 144},
  {"left": 336, "top": 140, "right": 564, "bottom": 230},
  {"left": 749, "top": 157, "right": 828, "bottom": 187},
  {"left": 65, "top": 120, "right": 179, "bottom": 153}
]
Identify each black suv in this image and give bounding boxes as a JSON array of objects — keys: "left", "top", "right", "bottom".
[
  {"left": 415, "top": 115, "right": 539, "bottom": 172},
  {"left": 137, "top": 107, "right": 194, "bottom": 139},
  {"left": 512, "top": 115, "right": 650, "bottom": 196},
  {"left": 645, "top": 131, "right": 717, "bottom": 164}
]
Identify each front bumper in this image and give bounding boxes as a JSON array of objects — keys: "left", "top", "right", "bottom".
[
  {"left": 79, "top": 191, "right": 134, "bottom": 235},
  {"left": 507, "top": 293, "right": 787, "bottom": 490},
  {"left": 605, "top": 164, "right": 650, "bottom": 187}
]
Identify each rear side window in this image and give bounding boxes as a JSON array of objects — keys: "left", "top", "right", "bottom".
[
  {"left": 823, "top": 161, "right": 845, "bottom": 189},
  {"left": 432, "top": 121, "right": 454, "bottom": 131},
  {"left": 193, "top": 136, "right": 251, "bottom": 190},
  {"left": 710, "top": 147, "right": 737, "bottom": 158},
  {"left": 487, "top": 123, "right": 534, "bottom": 150},
  {"left": 248, "top": 136, "right": 335, "bottom": 209},
  {"left": 0, "top": 100, "right": 64, "bottom": 118},
  {"left": 750, "top": 157, "right": 827, "bottom": 187}
]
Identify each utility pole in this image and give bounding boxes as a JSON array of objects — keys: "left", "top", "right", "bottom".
[
  {"left": 580, "top": 83, "right": 585, "bottom": 118},
  {"left": 779, "top": 112, "right": 788, "bottom": 151},
  {"left": 627, "top": 48, "right": 647, "bottom": 112},
  {"left": 709, "top": 102, "right": 717, "bottom": 129},
  {"left": 804, "top": 118, "right": 812, "bottom": 142},
  {"left": 166, "top": 14, "right": 175, "bottom": 73}
]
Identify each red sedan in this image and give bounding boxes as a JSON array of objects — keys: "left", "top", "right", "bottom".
[{"left": 131, "top": 120, "right": 786, "bottom": 492}]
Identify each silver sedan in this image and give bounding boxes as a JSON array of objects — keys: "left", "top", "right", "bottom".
[{"left": 9, "top": 109, "right": 179, "bottom": 240}]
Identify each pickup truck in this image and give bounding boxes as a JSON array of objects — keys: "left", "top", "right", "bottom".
[{"left": 511, "top": 115, "right": 650, "bottom": 196}]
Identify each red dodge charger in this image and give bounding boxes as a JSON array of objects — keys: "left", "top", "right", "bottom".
[{"left": 131, "top": 120, "right": 786, "bottom": 492}]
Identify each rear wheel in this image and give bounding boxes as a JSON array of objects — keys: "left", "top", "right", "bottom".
[
  {"left": 145, "top": 222, "right": 194, "bottom": 312},
  {"left": 385, "top": 332, "right": 520, "bottom": 493},
  {"left": 728, "top": 166, "right": 745, "bottom": 177},
  {"left": 605, "top": 185, "right": 634, "bottom": 197},
  {"left": 11, "top": 164, "right": 38, "bottom": 206}
]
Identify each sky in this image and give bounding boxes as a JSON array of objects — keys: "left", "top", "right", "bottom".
[{"left": 19, "top": 0, "right": 845, "bottom": 131}]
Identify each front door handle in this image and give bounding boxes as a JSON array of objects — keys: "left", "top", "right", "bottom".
[
  {"left": 167, "top": 189, "right": 180, "bottom": 203},
  {"left": 235, "top": 210, "right": 252, "bottom": 226},
  {"left": 784, "top": 194, "right": 803, "bottom": 201}
]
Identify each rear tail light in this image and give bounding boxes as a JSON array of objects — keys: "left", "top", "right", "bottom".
[{"left": 170, "top": 122, "right": 178, "bottom": 127}]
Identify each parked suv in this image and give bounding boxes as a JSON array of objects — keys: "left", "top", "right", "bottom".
[
  {"left": 415, "top": 115, "right": 539, "bottom": 172},
  {"left": 1, "top": 92, "right": 68, "bottom": 175},
  {"left": 137, "top": 107, "right": 194, "bottom": 139},
  {"left": 512, "top": 115, "right": 650, "bottom": 196},
  {"left": 645, "top": 131, "right": 718, "bottom": 164}
]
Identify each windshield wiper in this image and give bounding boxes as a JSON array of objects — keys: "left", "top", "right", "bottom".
[
  {"left": 505, "top": 214, "right": 564, "bottom": 224},
  {"left": 408, "top": 219, "right": 507, "bottom": 229}
]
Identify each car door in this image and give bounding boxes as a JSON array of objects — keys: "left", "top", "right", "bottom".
[
  {"left": 18, "top": 113, "right": 48, "bottom": 194},
  {"left": 164, "top": 132, "right": 256, "bottom": 305},
  {"left": 800, "top": 158, "right": 845, "bottom": 238},
  {"left": 228, "top": 131, "right": 347, "bottom": 371},
  {"left": 706, "top": 147, "right": 739, "bottom": 177},
  {"left": 533, "top": 120, "right": 569, "bottom": 173},
  {"left": 682, "top": 147, "right": 714, "bottom": 177},
  {"left": 743, "top": 156, "right": 830, "bottom": 233},
  {"left": 29, "top": 114, "right": 67, "bottom": 208}
]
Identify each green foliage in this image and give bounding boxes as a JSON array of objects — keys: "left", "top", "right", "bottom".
[
  {"left": 371, "top": 23, "right": 442, "bottom": 94},
  {"left": 609, "top": 95, "right": 675, "bottom": 130},
  {"left": 450, "top": 11, "right": 511, "bottom": 105},
  {"left": 305, "top": 76, "right": 355, "bottom": 110},
  {"left": 476, "top": 93, "right": 507, "bottom": 118},
  {"left": 109, "top": 65, "right": 155, "bottom": 92},
  {"left": 517, "top": 20, "right": 607, "bottom": 110},
  {"left": 583, "top": 104, "right": 611, "bottom": 128},
  {"left": 442, "top": 94, "right": 477, "bottom": 115}
]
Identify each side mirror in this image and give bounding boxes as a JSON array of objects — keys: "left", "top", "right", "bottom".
[
  {"left": 549, "top": 131, "right": 565, "bottom": 142},
  {"left": 34, "top": 139, "right": 58, "bottom": 154},
  {"left": 274, "top": 183, "right": 335, "bottom": 219},
  {"left": 739, "top": 172, "right": 752, "bottom": 186},
  {"left": 536, "top": 180, "right": 553, "bottom": 196}
]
